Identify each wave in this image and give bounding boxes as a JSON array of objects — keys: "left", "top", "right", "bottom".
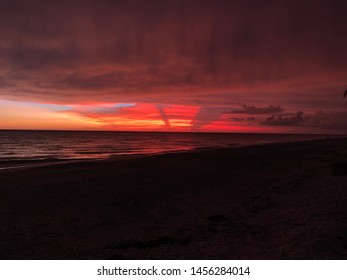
[{"left": 0, "top": 131, "right": 332, "bottom": 169}]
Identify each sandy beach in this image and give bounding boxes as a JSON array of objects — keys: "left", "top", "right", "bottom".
[{"left": 1, "top": 137, "right": 347, "bottom": 260}]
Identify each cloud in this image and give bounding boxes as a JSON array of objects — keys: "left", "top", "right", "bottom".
[
  {"left": 55, "top": 73, "right": 129, "bottom": 91},
  {"left": 92, "top": 103, "right": 136, "bottom": 114},
  {"left": 304, "top": 110, "right": 347, "bottom": 129},
  {"left": 0, "top": 0, "right": 346, "bottom": 134},
  {"left": 229, "top": 117, "right": 245, "bottom": 121},
  {"left": 0, "top": 0, "right": 346, "bottom": 106},
  {"left": 226, "top": 104, "right": 283, "bottom": 114},
  {"left": 264, "top": 111, "right": 304, "bottom": 126},
  {"left": 1, "top": 45, "right": 80, "bottom": 71},
  {"left": 63, "top": 103, "right": 136, "bottom": 120}
]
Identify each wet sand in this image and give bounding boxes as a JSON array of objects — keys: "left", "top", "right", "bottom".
[{"left": 1, "top": 138, "right": 347, "bottom": 259}]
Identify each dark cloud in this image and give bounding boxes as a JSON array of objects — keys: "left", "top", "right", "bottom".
[
  {"left": 56, "top": 73, "right": 126, "bottom": 91},
  {"left": 264, "top": 111, "right": 304, "bottom": 126},
  {"left": 304, "top": 110, "right": 347, "bottom": 128},
  {"left": 226, "top": 104, "right": 283, "bottom": 114},
  {"left": 51, "top": 70, "right": 199, "bottom": 92},
  {"left": 0, "top": 0, "right": 346, "bottom": 105},
  {"left": 0, "top": 76, "right": 12, "bottom": 88},
  {"left": 230, "top": 117, "right": 245, "bottom": 122},
  {"left": 1, "top": 45, "right": 80, "bottom": 71}
]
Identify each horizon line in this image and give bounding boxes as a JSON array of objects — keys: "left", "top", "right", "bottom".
[{"left": 0, "top": 128, "right": 345, "bottom": 137}]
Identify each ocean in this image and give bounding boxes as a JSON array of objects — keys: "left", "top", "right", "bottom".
[{"left": 0, "top": 130, "right": 330, "bottom": 169}]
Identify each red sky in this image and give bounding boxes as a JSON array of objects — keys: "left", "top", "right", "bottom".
[{"left": 0, "top": 0, "right": 346, "bottom": 133}]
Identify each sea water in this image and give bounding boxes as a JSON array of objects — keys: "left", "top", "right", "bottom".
[{"left": 0, "top": 130, "right": 330, "bottom": 168}]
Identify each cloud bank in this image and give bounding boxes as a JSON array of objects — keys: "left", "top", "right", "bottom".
[
  {"left": 0, "top": 0, "right": 346, "bottom": 133},
  {"left": 0, "top": 0, "right": 346, "bottom": 106}
]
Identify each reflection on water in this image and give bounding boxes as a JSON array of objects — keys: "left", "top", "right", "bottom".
[{"left": 0, "top": 130, "right": 329, "bottom": 164}]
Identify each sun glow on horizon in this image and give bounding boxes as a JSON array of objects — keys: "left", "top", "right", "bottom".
[
  {"left": 1, "top": 98, "right": 346, "bottom": 135},
  {"left": 0, "top": 98, "right": 252, "bottom": 132}
]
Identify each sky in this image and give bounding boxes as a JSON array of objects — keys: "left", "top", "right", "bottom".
[{"left": 0, "top": 0, "right": 346, "bottom": 134}]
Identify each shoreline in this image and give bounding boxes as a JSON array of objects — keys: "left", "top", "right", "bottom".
[
  {"left": 1, "top": 136, "right": 344, "bottom": 172},
  {"left": 0, "top": 137, "right": 347, "bottom": 259}
]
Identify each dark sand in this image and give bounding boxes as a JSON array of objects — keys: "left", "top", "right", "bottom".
[{"left": 1, "top": 138, "right": 347, "bottom": 260}]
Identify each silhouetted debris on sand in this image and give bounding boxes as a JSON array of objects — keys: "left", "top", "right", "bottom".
[{"left": 332, "top": 162, "right": 347, "bottom": 176}]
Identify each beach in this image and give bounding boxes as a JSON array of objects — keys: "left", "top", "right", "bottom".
[{"left": 1, "top": 137, "right": 347, "bottom": 260}]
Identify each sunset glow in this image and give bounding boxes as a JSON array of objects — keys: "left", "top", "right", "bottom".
[{"left": 0, "top": 0, "right": 346, "bottom": 134}]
